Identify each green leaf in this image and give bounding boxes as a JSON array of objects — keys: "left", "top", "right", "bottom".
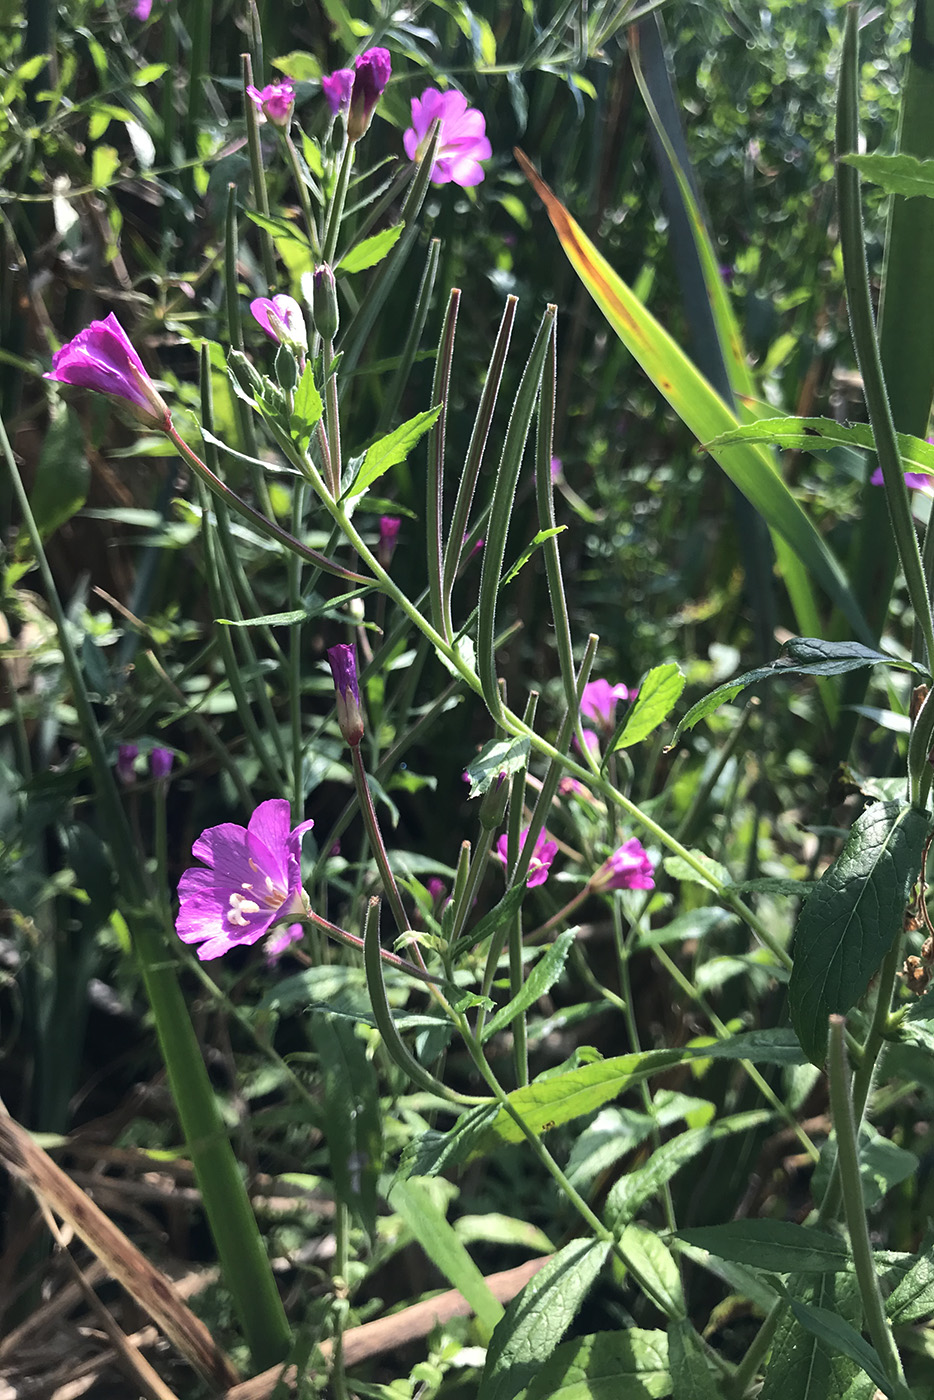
[
  {"left": 481, "top": 930, "right": 577, "bottom": 1043},
  {"left": 292, "top": 362, "right": 323, "bottom": 445},
  {"left": 346, "top": 408, "right": 441, "bottom": 500},
  {"left": 465, "top": 735, "right": 531, "bottom": 798},
  {"left": 396, "top": 1104, "right": 502, "bottom": 1181},
  {"left": 674, "top": 1221, "right": 849, "bottom": 1274},
  {"left": 450, "top": 883, "right": 530, "bottom": 959},
  {"left": 886, "top": 1236, "right": 934, "bottom": 1324},
  {"left": 619, "top": 1225, "right": 685, "bottom": 1320},
  {"left": 24, "top": 404, "right": 89, "bottom": 544},
  {"left": 670, "top": 638, "right": 925, "bottom": 744},
  {"left": 389, "top": 1179, "right": 504, "bottom": 1337},
  {"left": 478, "top": 1240, "right": 610, "bottom": 1400},
  {"left": 706, "top": 413, "right": 934, "bottom": 474},
  {"left": 523, "top": 1329, "right": 671, "bottom": 1400},
  {"left": 842, "top": 151, "right": 934, "bottom": 198},
  {"left": 759, "top": 1274, "right": 866, "bottom": 1400},
  {"left": 813, "top": 1123, "right": 920, "bottom": 1211},
  {"left": 516, "top": 155, "right": 871, "bottom": 644},
  {"left": 244, "top": 208, "right": 311, "bottom": 250},
  {"left": 667, "top": 1320, "right": 721, "bottom": 1400},
  {"left": 662, "top": 849, "right": 730, "bottom": 891},
  {"left": 789, "top": 801, "right": 931, "bottom": 1064},
  {"left": 338, "top": 224, "right": 404, "bottom": 274},
  {"left": 308, "top": 1012, "right": 381, "bottom": 1238},
  {"left": 635, "top": 906, "right": 738, "bottom": 950},
  {"left": 609, "top": 1128, "right": 714, "bottom": 1227},
  {"left": 91, "top": 144, "right": 120, "bottom": 188},
  {"left": 501, "top": 527, "right": 567, "bottom": 588},
  {"left": 788, "top": 1299, "right": 913, "bottom": 1400},
  {"left": 611, "top": 663, "right": 686, "bottom": 750},
  {"left": 272, "top": 49, "right": 322, "bottom": 81}
]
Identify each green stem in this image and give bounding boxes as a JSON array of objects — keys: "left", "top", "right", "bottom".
[
  {"left": 827, "top": 1016, "right": 904, "bottom": 1387},
  {"left": 282, "top": 129, "right": 322, "bottom": 260},
  {"left": 241, "top": 53, "right": 277, "bottom": 291},
  {"left": 428, "top": 289, "right": 460, "bottom": 640},
  {"left": 350, "top": 744, "right": 412, "bottom": 942},
  {"left": 1, "top": 412, "right": 291, "bottom": 1369},
  {"left": 323, "top": 137, "right": 355, "bottom": 267},
  {"left": 837, "top": 4, "right": 934, "bottom": 670}
]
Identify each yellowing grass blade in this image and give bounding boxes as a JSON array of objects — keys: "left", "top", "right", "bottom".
[{"left": 515, "top": 150, "right": 871, "bottom": 648}]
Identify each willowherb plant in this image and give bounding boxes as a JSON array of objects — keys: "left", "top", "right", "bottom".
[{"left": 8, "top": 8, "right": 934, "bottom": 1399}]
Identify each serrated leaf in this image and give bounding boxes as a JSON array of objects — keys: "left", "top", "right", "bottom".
[
  {"left": 245, "top": 208, "right": 311, "bottom": 248},
  {"left": 619, "top": 1225, "right": 685, "bottom": 1320},
  {"left": 670, "top": 638, "right": 924, "bottom": 744},
  {"left": 389, "top": 1179, "right": 504, "bottom": 1336},
  {"left": 481, "top": 930, "right": 577, "bottom": 1042},
  {"left": 478, "top": 1240, "right": 610, "bottom": 1400},
  {"left": 396, "top": 1103, "right": 501, "bottom": 1181},
  {"left": 308, "top": 1012, "right": 382, "bottom": 1238},
  {"left": 523, "top": 1328, "right": 670, "bottom": 1400},
  {"left": 501, "top": 527, "right": 567, "bottom": 587},
  {"left": 611, "top": 663, "right": 686, "bottom": 750},
  {"left": 789, "top": 801, "right": 931, "bottom": 1064},
  {"left": 662, "top": 849, "right": 730, "bottom": 891},
  {"left": 886, "top": 1236, "right": 934, "bottom": 1324},
  {"left": 788, "top": 1299, "right": 913, "bottom": 1400},
  {"left": 759, "top": 1274, "right": 866, "bottom": 1400},
  {"left": 346, "top": 408, "right": 441, "bottom": 500},
  {"left": 675, "top": 1221, "right": 849, "bottom": 1274},
  {"left": 292, "top": 361, "right": 323, "bottom": 445},
  {"left": 465, "top": 736, "right": 531, "bottom": 798},
  {"left": 667, "top": 1320, "right": 721, "bottom": 1400},
  {"left": 338, "top": 224, "right": 404, "bottom": 274},
  {"left": 705, "top": 413, "right": 934, "bottom": 474},
  {"left": 842, "top": 151, "right": 934, "bottom": 198}
]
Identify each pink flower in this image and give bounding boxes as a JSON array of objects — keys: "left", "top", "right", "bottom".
[
  {"left": 550, "top": 455, "right": 562, "bottom": 481},
  {"left": 379, "top": 515, "right": 401, "bottom": 566},
  {"left": 44, "top": 314, "right": 171, "bottom": 431},
  {"left": 322, "top": 68, "right": 354, "bottom": 117},
  {"left": 327, "top": 643, "right": 364, "bottom": 747},
  {"left": 427, "top": 876, "right": 447, "bottom": 904},
  {"left": 580, "top": 678, "right": 632, "bottom": 732},
  {"left": 246, "top": 80, "right": 295, "bottom": 127},
  {"left": 131, "top": 0, "right": 152, "bottom": 18},
  {"left": 559, "top": 776, "right": 591, "bottom": 800},
  {"left": 250, "top": 295, "right": 307, "bottom": 354},
  {"left": 591, "top": 839, "right": 655, "bottom": 892},
  {"left": 150, "top": 747, "right": 174, "bottom": 781},
  {"left": 403, "top": 88, "right": 491, "bottom": 187},
  {"left": 117, "top": 744, "right": 139, "bottom": 785},
  {"left": 495, "top": 827, "right": 558, "bottom": 889},
  {"left": 870, "top": 466, "right": 933, "bottom": 494},
  {"left": 176, "top": 799, "right": 314, "bottom": 960},
  {"left": 348, "top": 48, "right": 391, "bottom": 140}
]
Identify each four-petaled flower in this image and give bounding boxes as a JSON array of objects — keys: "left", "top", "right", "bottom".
[
  {"left": 590, "top": 838, "right": 655, "bottom": 892},
  {"left": 403, "top": 88, "right": 491, "bottom": 187},
  {"left": 348, "top": 48, "right": 391, "bottom": 141},
  {"left": 176, "top": 799, "right": 314, "bottom": 960},
  {"left": 495, "top": 827, "right": 558, "bottom": 889},
  {"left": 250, "top": 295, "right": 308, "bottom": 356},
  {"left": 322, "top": 68, "right": 354, "bottom": 117},
  {"left": 327, "top": 643, "right": 365, "bottom": 747},
  {"left": 44, "top": 314, "right": 172, "bottom": 431},
  {"left": 246, "top": 80, "right": 295, "bottom": 127}
]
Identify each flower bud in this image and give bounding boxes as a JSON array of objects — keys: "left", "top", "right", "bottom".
[
  {"left": 312, "top": 264, "right": 339, "bottom": 342},
  {"left": 478, "top": 771, "right": 509, "bottom": 831},
  {"left": 227, "top": 349, "right": 268, "bottom": 400},
  {"left": 151, "top": 747, "right": 174, "bottom": 782},
  {"left": 327, "top": 643, "right": 364, "bottom": 747},
  {"left": 347, "top": 48, "right": 391, "bottom": 142}
]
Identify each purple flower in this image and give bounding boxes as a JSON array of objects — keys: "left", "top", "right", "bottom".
[
  {"left": 580, "top": 678, "right": 632, "bottom": 732},
  {"left": 495, "top": 827, "right": 558, "bottom": 889},
  {"left": 176, "top": 799, "right": 314, "bottom": 960},
  {"left": 403, "top": 88, "right": 492, "bottom": 187},
  {"left": 246, "top": 80, "right": 295, "bottom": 127},
  {"left": 550, "top": 456, "right": 562, "bottom": 482},
  {"left": 870, "top": 466, "right": 933, "bottom": 494},
  {"left": 327, "top": 643, "right": 364, "bottom": 747},
  {"left": 427, "top": 876, "right": 447, "bottom": 904},
  {"left": 379, "top": 515, "right": 401, "bottom": 565},
  {"left": 348, "top": 48, "right": 391, "bottom": 141},
  {"left": 590, "top": 838, "right": 655, "bottom": 892},
  {"left": 250, "top": 295, "right": 307, "bottom": 355},
  {"left": 150, "top": 747, "right": 173, "bottom": 781},
  {"left": 44, "top": 314, "right": 171, "bottom": 431},
  {"left": 322, "top": 68, "right": 354, "bottom": 117},
  {"left": 131, "top": 0, "right": 152, "bottom": 18},
  {"left": 117, "top": 744, "right": 139, "bottom": 785}
]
